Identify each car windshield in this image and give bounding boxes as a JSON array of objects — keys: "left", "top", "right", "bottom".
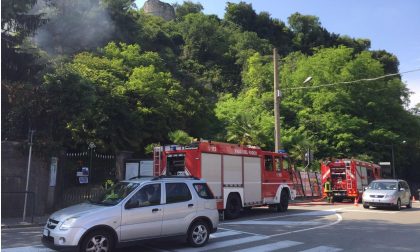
[
  {"left": 368, "top": 181, "right": 397, "bottom": 190},
  {"left": 90, "top": 182, "right": 139, "bottom": 206}
]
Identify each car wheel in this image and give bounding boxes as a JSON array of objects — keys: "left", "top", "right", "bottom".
[
  {"left": 80, "top": 229, "right": 114, "bottom": 252},
  {"left": 406, "top": 198, "right": 412, "bottom": 209},
  {"left": 395, "top": 199, "right": 401, "bottom": 211},
  {"left": 363, "top": 203, "right": 369, "bottom": 209},
  {"left": 187, "top": 221, "right": 209, "bottom": 247},
  {"left": 224, "top": 193, "right": 242, "bottom": 219}
]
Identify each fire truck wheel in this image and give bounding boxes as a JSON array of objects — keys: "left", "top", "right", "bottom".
[
  {"left": 276, "top": 190, "right": 289, "bottom": 212},
  {"left": 225, "top": 193, "right": 242, "bottom": 219}
]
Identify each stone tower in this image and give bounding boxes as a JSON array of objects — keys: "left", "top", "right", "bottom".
[{"left": 143, "top": 0, "right": 175, "bottom": 21}]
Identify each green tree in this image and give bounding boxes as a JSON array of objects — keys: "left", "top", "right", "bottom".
[
  {"left": 168, "top": 130, "right": 193, "bottom": 145},
  {"left": 287, "top": 12, "right": 332, "bottom": 54},
  {"left": 1, "top": 0, "right": 47, "bottom": 140},
  {"left": 174, "top": 1, "right": 203, "bottom": 18}
]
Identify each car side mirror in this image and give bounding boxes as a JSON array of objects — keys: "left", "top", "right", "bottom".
[
  {"left": 364, "top": 187, "right": 368, "bottom": 191},
  {"left": 125, "top": 199, "right": 138, "bottom": 209}
]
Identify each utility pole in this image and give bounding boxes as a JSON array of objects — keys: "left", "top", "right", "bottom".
[
  {"left": 273, "top": 48, "right": 281, "bottom": 152},
  {"left": 391, "top": 144, "right": 395, "bottom": 179},
  {"left": 22, "top": 129, "right": 35, "bottom": 222}
]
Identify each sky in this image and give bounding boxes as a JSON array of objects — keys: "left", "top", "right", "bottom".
[{"left": 136, "top": 0, "right": 420, "bottom": 108}]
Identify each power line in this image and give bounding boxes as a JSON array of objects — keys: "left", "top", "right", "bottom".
[{"left": 283, "top": 68, "right": 420, "bottom": 91}]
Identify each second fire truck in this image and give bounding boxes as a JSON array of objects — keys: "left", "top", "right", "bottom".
[
  {"left": 153, "top": 140, "right": 297, "bottom": 219},
  {"left": 321, "top": 159, "right": 381, "bottom": 202}
]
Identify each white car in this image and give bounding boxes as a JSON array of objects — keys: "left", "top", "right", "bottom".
[
  {"left": 42, "top": 176, "right": 219, "bottom": 251},
  {"left": 362, "top": 179, "right": 412, "bottom": 210}
]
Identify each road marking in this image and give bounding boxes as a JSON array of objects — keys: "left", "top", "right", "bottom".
[
  {"left": 1, "top": 246, "right": 52, "bottom": 252},
  {"left": 299, "top": 245, "right": 343, "bottom": 252},
  {"left": 232, "top": 240, "right": 303, "bottom": 252},
  {"left": 217, "top": 227, "right": 265, "bottom": 237},
  {"left": 291, "top": 210, "right": 337, "bottom": 216},
  {"left": 175, "top": 235, "right": 268, "bottom": 252},
  {"left": 226, "top": 220, "right": 322, "bottom": 226},
  {"left": 18, "top": 231, "right": 41, "bottom": 235},
  {"left": 210, "top": 230, "right": 242, "bottom": 238},
  {"left": 336, "top": 209, "right": 398, "bottom": 214},
  {"left": 268, "top": 213, "right": 343, "bottom": 238}
]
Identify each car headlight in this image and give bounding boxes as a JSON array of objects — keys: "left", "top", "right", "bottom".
[
  {"left": 59, "top": 217, "right": 78, "bottom": 230},
  {"left": 384, "top": 194, "right": 395, "bottom": 199}
]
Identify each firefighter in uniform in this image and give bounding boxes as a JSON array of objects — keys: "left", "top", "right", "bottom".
[{"left": 324, "top": 177, "right": 333, "bottom": 203}]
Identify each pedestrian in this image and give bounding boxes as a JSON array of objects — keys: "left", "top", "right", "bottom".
[{"left": 324, "top": 177, "right": 333, "bottom": 203}]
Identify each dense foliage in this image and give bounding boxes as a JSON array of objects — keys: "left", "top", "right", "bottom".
[{"left": 2, "top": 0, "right": 419, "bottom": 179}]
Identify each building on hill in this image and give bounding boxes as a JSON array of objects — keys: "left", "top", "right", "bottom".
[{"left": 142, "top": 0, "right": 175, "bottom": 21}]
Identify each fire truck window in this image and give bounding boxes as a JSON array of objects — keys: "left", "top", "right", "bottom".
[
  {"left": 167, "top": 156, "right": 185, "bottom": 176},
  {"left": 265, "top": 156, "right": 273, "bottom": 171},
  {"left": 275, "top": 157, "right": 282, "bottom": 172}
]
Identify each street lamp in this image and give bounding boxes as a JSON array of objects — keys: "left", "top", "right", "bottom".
[
  {"left": 88, "top": 142, "right": 96, "bottom": 181},
  {"left": 22, "top": 130, "right": 35, "bottom": 222},
  {"left": 303, "top": 76, "right": 312, "bottom": 84}
]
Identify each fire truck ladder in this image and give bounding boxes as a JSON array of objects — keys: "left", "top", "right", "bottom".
[
  {"left": 290, "top": 170, "right": 304, "bottom": 197},
  {"left": 346, "top": 162, "right": 352, "bottom": 190},
  {"left": 153, "top": 146, "right": 162, "bottom": 176}
]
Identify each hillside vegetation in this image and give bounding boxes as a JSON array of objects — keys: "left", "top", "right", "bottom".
[{"left": 2, "top": 0, "right": 419, "bottom": 178}]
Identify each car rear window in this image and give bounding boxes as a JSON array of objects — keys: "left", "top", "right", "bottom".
[{"left": 193, "top": 183, "right": 214, "bottom": 199}]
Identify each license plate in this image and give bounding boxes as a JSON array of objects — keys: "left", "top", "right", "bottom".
[{"left": 43, "top": 229, "right": 50, "bottom": 237}]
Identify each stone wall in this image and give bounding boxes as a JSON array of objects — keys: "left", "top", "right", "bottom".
[
  {"left": 1, "top": 141, "right": 50, "bottom": 218},
  {"left": 143, "top": 0, "right": 175, "bottom": 21}
]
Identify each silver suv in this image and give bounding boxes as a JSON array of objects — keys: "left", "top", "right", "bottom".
[
  {"left": 42, "top": 176, "right": 219, "bottom": 251},
  {"left": 362, "top": 179, "right": 412, "bottom": 210}
]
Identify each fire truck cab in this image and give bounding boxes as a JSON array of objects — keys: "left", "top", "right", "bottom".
[
  {"left": 154, "top": 141, "right": 296, "bottom": 219},
  {"left": 321, "top": 159, "right": 381, "bottom": 202}
]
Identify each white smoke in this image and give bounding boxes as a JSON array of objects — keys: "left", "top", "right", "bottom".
[{"left": 32, "top": 0, "right": 115, "bottom": 55}]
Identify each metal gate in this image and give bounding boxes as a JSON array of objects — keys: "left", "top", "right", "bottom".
[{"left": 56, "top": 147, "right": 116, "bottom": 208}]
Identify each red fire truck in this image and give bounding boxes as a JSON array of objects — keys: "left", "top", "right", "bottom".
[
  {"left": 153, "top": 140, "right": 297, "bottom": 219},
  {"left": 321, "top": 159, "right": 381, "bottom": 202}
]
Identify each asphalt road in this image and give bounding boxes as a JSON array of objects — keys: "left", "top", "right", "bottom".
[{"left": 2, "top": 202, "right": 420, "bottom": 251}]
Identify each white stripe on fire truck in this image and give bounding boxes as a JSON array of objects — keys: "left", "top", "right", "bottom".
[
  {"left": 322, "top": 169, "right": 330, "bottom": 180},
  {"left": 232, "top": 240, "right": 303, "bottom": 252}
]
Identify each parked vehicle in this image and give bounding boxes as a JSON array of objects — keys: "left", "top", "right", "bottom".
[
  {"left": 321, "top": 159, "right": 381, "bottom": 202},
  {"left": 42, "top": 176, "right": 219, "bottom": 251},
  {"left": 153, "top": 140, "right": 297, "bottom": 219},
  {"left": 362, "top": 179, "right": 412, "bottom": 210}
]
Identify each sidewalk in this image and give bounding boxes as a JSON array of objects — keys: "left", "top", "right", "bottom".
[{"left": 1, "top": 215, "right": 49, "bottom": 229}]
